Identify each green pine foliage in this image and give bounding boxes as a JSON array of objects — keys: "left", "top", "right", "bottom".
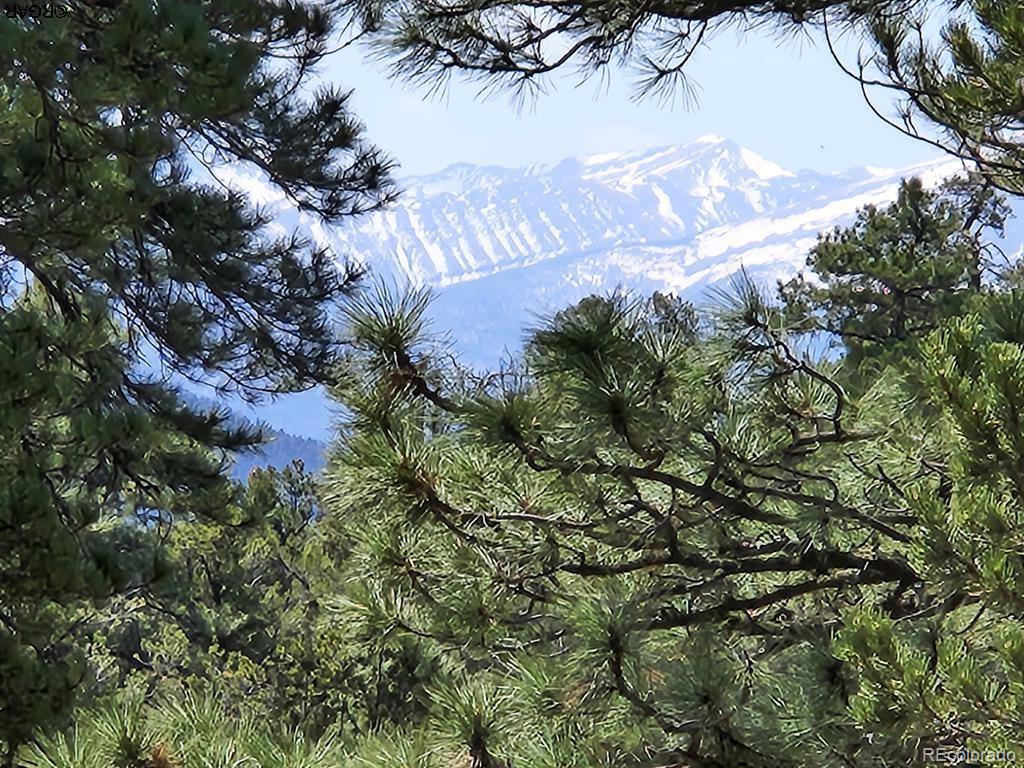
[
  {"left": 19, "top": 687, "right": 349, "bottom": 768},
  {"left": 139, "top": 464, "right": 433, "bottom": 739},
  {"left": 1, "top": 289, "right": 235, "bottom": 753},
  {"left": 834, "top": 304, "right": 1024, "bottom": 756},
  {"left": 871, "top": 0, "right": 1024, "bottom": 194},
  {"left": 314, "top": 179, "right": 1024, "bottom": 766},
  {"left": 9, "top": 0, "right": 1024, "bottom": 764},
  {"left": 340, "top": 0, "right": 895, "bottom": 101},
  {"left": 780, "top": 176, "right": 1008, "bottom": 366},
  {"left": 322, "top": 293, "right": 892, "bottom": 765},
  {"left": 0, "top": 0, "right": 392, "bottom": 756}
]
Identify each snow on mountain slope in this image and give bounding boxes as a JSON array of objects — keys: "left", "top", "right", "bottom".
[
  {"left": 318, "top": 137, "right": 959, "bottom": 289},
  {"left": 220, "top": 136, "right": 994, "bottom": 365}
]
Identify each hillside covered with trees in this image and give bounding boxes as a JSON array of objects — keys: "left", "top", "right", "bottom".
[{"left": 4, "top": 0, "right": 1024, "bottom": 767}]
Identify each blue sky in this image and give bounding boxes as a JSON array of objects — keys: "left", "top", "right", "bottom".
[{"left": 320, "top": 24, "right": 940, "bottom": 179}]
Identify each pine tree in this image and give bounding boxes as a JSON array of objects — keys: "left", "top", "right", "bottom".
[
  {"left": 86, "top": 464, "right": 435, "bottom": 741},
  {"left": 321, "top": 288, "right": 912, "bottom": 766},
  {"left": 779, "top": 176, "right": 1008, "bottom": 368},
  {"left": 870, "top": 0, "right": 1024, "bottom": 194},
  {"left": 834, "top": 299, "right": 1024, "bottom": 758},
  {"left": 0, "top": 0, "right": 392, "bottom": 756},
  {"left": 19, "top": 687, "right": 349, "bottom": 768},
  {"left": 320, "top": 181, "right": 1024, "bottom": 766},
  {"left": 341, "top": 0, "right": 898, "bottom": 101}
]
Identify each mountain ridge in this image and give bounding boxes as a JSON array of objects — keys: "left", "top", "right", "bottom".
[
  {"left": 321, "top": 137, "right": 963, "bottom": 288},
  {"left": 219, "top": 138, "right": 1016, "bottom": 370}
]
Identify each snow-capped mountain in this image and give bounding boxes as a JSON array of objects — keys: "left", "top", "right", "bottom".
[
  {"left": 319, "top": 135, "right": 961, "bottom": 289},
  {"left": 330, "top": 135, "right": 810, "bottom": 287},
  {"left": 220, "top": 135, "right": 1009, "bottom": 366}
]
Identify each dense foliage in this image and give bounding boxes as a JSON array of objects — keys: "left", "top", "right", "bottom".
[
  {"left": 780, "top": 176, "right": 1010, "bottom": 367},
  {"left": 317, "top": 178, "right": 1024, "bottom": 767},
  {"left": 0, "top": 0, "right": 390, "bottom": 759},
  {"left": 7, "top": 0, "right": 1024, "bottom": 766}
]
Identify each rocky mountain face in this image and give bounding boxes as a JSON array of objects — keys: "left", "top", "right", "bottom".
[{"left": 224, "top": 135, "right": 987, "bottom": 364}]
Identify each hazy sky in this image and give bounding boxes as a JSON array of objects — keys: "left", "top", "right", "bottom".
[{"left": 321, "top": 24, "right": 941, "bottom": 178}]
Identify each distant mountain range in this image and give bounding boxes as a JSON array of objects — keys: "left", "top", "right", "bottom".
[
  {"left": 228, "top": 428, "right": 327, "bottom": 481},
  {"left": 330, "top": 135, "right": 954, "bottom": 288},
  {"left": 179, "top": 391, "right": 328, "bottom": 480},
  {"left": 215, "top": 136, "right": 1024, "bottom": 454}
]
